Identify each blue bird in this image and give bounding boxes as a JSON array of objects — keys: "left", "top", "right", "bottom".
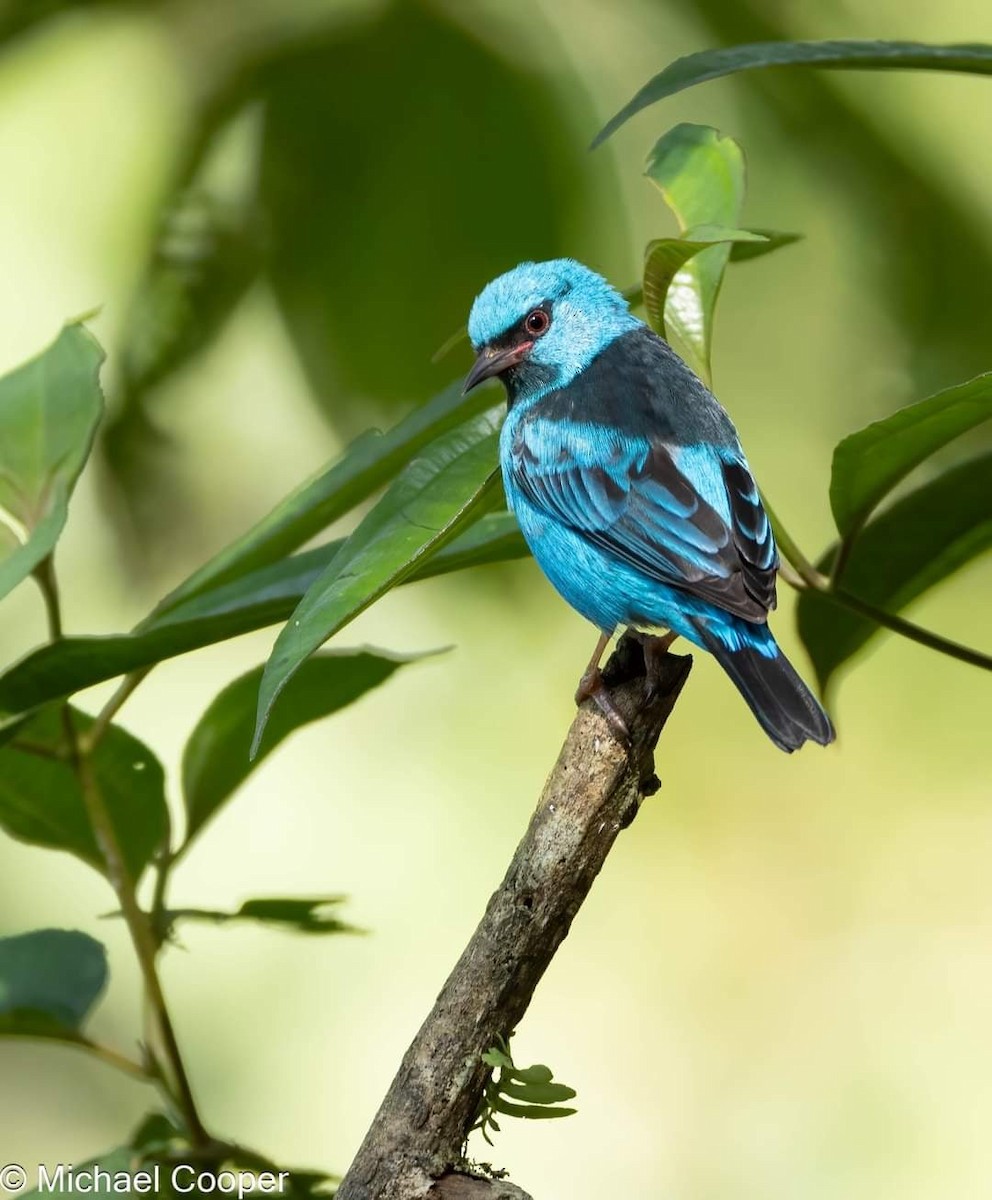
[{"left": 464, "top": 258, "right": 834, "bottom": 752}]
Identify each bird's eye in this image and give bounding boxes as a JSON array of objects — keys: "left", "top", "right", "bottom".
[{"left": 524, "top": 309, "right": 551, "bottom": 337}]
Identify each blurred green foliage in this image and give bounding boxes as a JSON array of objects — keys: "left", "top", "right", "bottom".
[
  {"left": 664, "top": 0, "right": 992, "bottom": 393},
  {"left": 0, "top": 2, "right": 990, "bottom": 1197},
  {"left": 77, "top": 0, "right": 616, "bottom": 541},
  {"left": 259, "top": 0, "right": 593, "bottom": 407}
]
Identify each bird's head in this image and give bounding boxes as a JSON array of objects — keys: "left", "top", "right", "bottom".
[{"left": 464, "top": 259, "right": 639, "bottom": 401}]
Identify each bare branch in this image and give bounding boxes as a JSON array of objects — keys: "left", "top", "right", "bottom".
[
  {"left": 338, "top": 636, "right": 692, "bottom": 1200},
  {"left": 428, "top": 1175, "right": 533, "bottom": 1200}
]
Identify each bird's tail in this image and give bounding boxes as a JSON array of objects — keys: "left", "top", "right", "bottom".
[{"left": 690, "top": 618, "right": 835, "bottom": 753}]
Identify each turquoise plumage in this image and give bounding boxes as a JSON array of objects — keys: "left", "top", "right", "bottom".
[{"left": 464, "top": 258, "right": 834, "bottom": 752}]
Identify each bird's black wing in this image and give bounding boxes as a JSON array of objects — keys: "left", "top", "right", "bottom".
[
  {"left": 510, "top": 328, "right": 782, "bottom": 628},
  {"left": 509, "top": 422, "right": 775, "bottom": 622}
]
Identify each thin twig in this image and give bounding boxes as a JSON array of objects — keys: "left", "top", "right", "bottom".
[
  {"left": 766, "top": 504, "right": 990, "bottom": 671},
  {"left": 829, "top": 587, "right": 992, "bottom": 671},
  {"left": 82, "top": 666, "right": 154, "bottom": 752},
  {"left": 760, "top": 494, "right": 831, "bottom": 590},
  {"left": 34, "top": 558, "right": 209, "bottom": 1147},
  {"left": 64, "top": 699, "right": 208, "bottom": 1143},
  {"left": 32, "top": 556, "right": 63, "bottom": 638},
  {"left": 83, "top": 1040, "right": 154, "bottom": 1081}
]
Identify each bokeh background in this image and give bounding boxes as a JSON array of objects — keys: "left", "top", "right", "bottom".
[{"left": 1, "top": 1, "right": 990, "bottom": 1196}]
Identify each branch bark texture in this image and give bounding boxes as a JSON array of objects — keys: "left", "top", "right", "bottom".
[{"left": 338, "top": 638, "right": 692, "bottom": 1200}]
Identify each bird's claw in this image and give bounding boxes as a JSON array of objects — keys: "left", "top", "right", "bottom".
[
  {"left": 641, "top": 631, "right": 678, "bottom": 703},
  {"left": 592, "top": 689, "right": 631, "bottom": 743},
  {"left": 575, "top": 668, "right": 631, "bottom": 744}
]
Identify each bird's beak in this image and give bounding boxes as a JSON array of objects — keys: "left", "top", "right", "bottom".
[{"left": 463, "top": 342, "right": 532, "bottom": 394}]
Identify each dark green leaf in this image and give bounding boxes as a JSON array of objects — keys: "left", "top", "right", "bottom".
[
  {"left": 130, "top": 1112, "right": 184, "bottom": 1155},
  {"left": 0, "top": 929, "right": 107, "bottom": 1041},
  {"left": 500, "top": 1080, "right": 577, "bottom": 1104},
  {"left": 258, "top": 0, "right": 599, "bottom": 410},
  {"left": 830, "top": 372, "right": 992, "bottom": 537},
  {"left": 0, "top": 512, "right": 527, "bottom": 720},
  {"left": 594, "top": 40, "right": 992, "bottom": 147},
  {"left": 160, "top": 382, "right": 497, "bottom": 610},
  {"left": 643, "top": 225, "right": 766, "bottom": 339},
  {"left": 0, "top": 709, "right": 169, "bottom": 880},
  {"left": 183, "top": 649, "right": 435, "bottom": 844},
  {"left": 797, "top": 453, "right": 992, "bottom": 691},
  {"left": 167, "top": 896, "right": 360, "bottom": 937},
  {"left": 491, "top": 1097, "right": 577, "bottom": 1120},
  {"left": 661, "top": 3, "right": 992, "bottom": 395},
  {"left": 728, "top": 229, "right": 802, "bottom": 261},
  {"left": 644, "top": 126, "right": 746, "bottom": 383},
  {"left": 402, "top": 508, "right": 524, "bottom": 577},
  {"left": 252, "top": 413, "right": 502, "bottom": 754},
  {"left": 0, "top": 322, "right": 104, "bottom": 601}
]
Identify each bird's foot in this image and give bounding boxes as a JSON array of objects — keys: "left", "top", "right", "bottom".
[
  {"left": 575, "top": 666, "right": 630, "bottom": 743},
  {"left": 642, "top": 631, "right": 679, "bottom": 703}
]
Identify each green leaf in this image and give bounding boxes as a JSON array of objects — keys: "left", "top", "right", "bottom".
[
  {"left": 252, "top": 412, "right": 502, "bottom": 755},
  {"left": 644, "top": 126, "right": 746, "bottom": 383},
  {"left": 508, "top": 1063, "right": 554, "bottom": 1085},
  {"left": 642, "top": 224, "right": 766, "bottom": 337},
  {"left": 166, "top": 896, "right": 360, "bottom": 937},
  {"left": 830, "top": 372, "right": 992, "bottom": 537},
  {"left": 594, "top": 41, "right": 992, "bottom": 147},
  {"left": 0, "top": 929, "right": 107, "bottom": 1042},
  {"left": 728, "top": 229, "right": 802, "bottom": 262},
  {"left": 130, "top": 1112, "right": 184, "bottom": 1155},
  {"left": 0, "top": 512, "right": 527, "bottom": 720},
  {"left": 797, "top": 453, "right": 992, "bottom": 692},
  {"left": 481, "top": 1048, "right": 514, "bottom": 1071},
  {"left": 183, "top": 649, "right": 436, "bottom": 845},
  {"left": 258, "top": 0, "right": 600, "bottom": 410},
  {"left": 500, "top": 1080, "right": 577, "bottom": 1104},
  {"left": 0, "top": 709, "right": 169, "bottom": 880},
  {"left": 652, "top": 5, "right": 992, "bottom": 395},
  {"left": 0, "top": 322, "right": 104, "bottom": 602},
  {"left": 491, "top": 1097, "right": 577, "bottom": 1120},
  {"left": 159, "top": 381, "right": 497, "bottom": 610}
]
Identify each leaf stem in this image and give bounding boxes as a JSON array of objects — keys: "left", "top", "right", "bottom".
[
  {"left": 150, "top": 847, "right": 176, "bottom": 949},
  {"left": 65, "top": 710, "right": 208, "bottom": 1143},
  {"left": 33, "top": 556, "right": 63, "bottom": 638},
  {"left": 828, "top": 525, "right": 861, "bottom": 587},
  {"left": 82, "top": 666, "right": 153, "bottom": 753},
  {"left": 766, "top": 496, "right": 991, "bottom": 673},
  {"left": 34, "top": 560, "right": 209, "bottom": 1147},
  {"left": 84, "top": 1040, "right": 154, "bottom": 1081},
  {"left": 760, "top": 493, "right": 831, "bottom": 589},
  {"left": 828, "top": 587, "right": 992, "bottom": 672}
]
